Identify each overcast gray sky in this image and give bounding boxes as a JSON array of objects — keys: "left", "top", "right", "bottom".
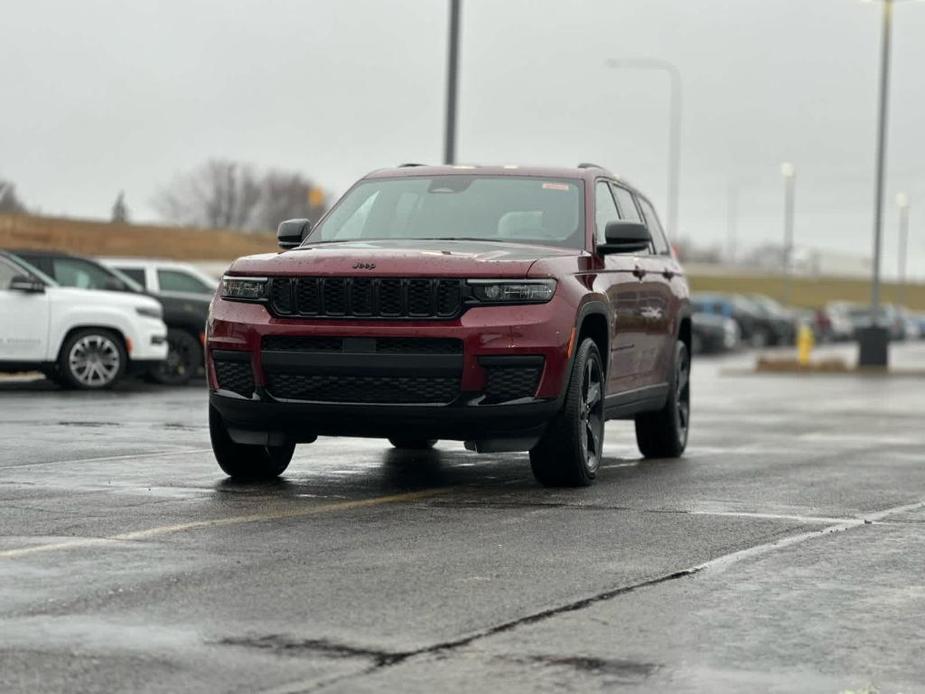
[{"left": 2, "top": 0, "right": 924, "bottom": 277}]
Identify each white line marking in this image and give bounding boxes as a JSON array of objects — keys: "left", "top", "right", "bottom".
[{"left": 2, "top": 448, "right": 214, "bottom": 469}]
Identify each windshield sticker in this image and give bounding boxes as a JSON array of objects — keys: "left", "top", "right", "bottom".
[{"left": 542, "top": 182, "right": 571, "bottom": 191}]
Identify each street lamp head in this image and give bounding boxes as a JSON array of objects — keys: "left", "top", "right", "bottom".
[
  {"left": 896, "top": 192, "right": 909, "bottom": 208},
  {"left": 780, "top": 162, "right": 796, "bottom": 178}
]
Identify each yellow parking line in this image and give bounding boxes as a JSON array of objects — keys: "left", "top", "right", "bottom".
[{"left": 0, "top": 488, "right": 446, "bottom": 560}]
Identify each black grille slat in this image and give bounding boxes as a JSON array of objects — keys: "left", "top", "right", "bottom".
[
  {"left": 484, "top": 366, "right": 541, "bottom": 403},
  {"left": 323, "top": 278, "right": 347, "bottom": 315},
  {"left": 378, "top": 279, "right": 403, "bottom": 316},
  {"left": 350, "top": 278, "right": 373, "bottom": 315},
  {"left": 270, "top": 279, "right": 294, "bottom": 314},
  {"left": 296, "top": 278, "right": 321, "bottom": 315},
  {"left": 436, "top": 280, "right": 462, "bottom": 316},
  {"left": 407, "top": 279, "right": 434, "bottom": 316},
  {"left": 266, "top": 373, "right": 458, "bottom": 404},
  {"left": 214, "top": 361, "right": 254, "bottom": 398},
  {"left": 271, "top": 277, "right": 464, "bottom": 319}
]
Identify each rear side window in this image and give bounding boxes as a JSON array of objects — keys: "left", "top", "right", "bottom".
[
  {"left": 157, "top": 269, "right": 212, "bottom": 294},
  {"left": 637, "top": 197, "right": 671, "bottom": 255},
  {"left": 594, "top": 182, "right": 620, "bottom": 244},
  {"left": 118, "top": 267, "right": 147, "bottom": 288}
]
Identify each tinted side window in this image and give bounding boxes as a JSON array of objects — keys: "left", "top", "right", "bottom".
[
  {"left": 637, "top": 197, "right": 671, "bottom": 255},
  {"left": 51, "top": 258, "right": 115, "bottom": 289},
  {"left": 157, "top": 269, "right": 212, "bottom": 294},
  {"left": 118, "top": 268, "right": 147, "bottom": 288},
  {"left": 594, "top": 182, "right": 620, "bottom": 244},
  {"left": 611, "top": 185, "right": 642, "bottom": 223}
]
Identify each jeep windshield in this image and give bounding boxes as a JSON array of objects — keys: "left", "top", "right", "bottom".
[{"left": 306, "top": 175, "right": 584, "bottom": 250}]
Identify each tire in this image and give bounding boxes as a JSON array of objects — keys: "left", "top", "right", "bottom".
[
  {"left": 529, "top": 338, "right": 605, "bottom": 487},
  {"left": 388, "top": 438, "right": 437, "bottom": 450},
  {"left": 150, "top": 329, "right": 202, "bottom": 386},
  {"left": 56, "top": 328, "right": 127, "bottom": 390},
  {"left": 209, "top": 405, "right": 295, "bottom": 480},
  {"left": 635, "top": 341, "right": 690, "bottom": 459}
]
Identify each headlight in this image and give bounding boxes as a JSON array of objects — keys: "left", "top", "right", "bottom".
[
  {"left": 221, "top": 276, "right": 268, "bottom": 302},
  {"left": 468, "top": 279, "right": 557, "bottom": 304},
  {"left": 135, "top": 305, "right": 163, "bottom": 319}
]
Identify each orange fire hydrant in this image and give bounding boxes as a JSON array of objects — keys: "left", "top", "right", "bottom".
[{"left": 797, "top": 323, "right": 815, "bottom": 366}]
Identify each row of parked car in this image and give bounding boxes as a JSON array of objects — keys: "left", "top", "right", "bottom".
[
  {"left": 0, "top": 249, "right": 217, "bottom": 389},
  {"left": 691, "top": 291, "right": 925, "bottom": 355}
]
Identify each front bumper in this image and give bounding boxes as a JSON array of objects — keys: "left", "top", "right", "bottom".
[
  {"left": 206, "top": 295, "right": 577, "bottom": 444},
  {"left": 210, "top": 390, "right": 562, "bottom": 445},
  {"left": 128, "top": 319, "right": 169, "bottom": 361}
]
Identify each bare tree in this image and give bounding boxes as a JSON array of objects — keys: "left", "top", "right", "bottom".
[
  {"left": 0, "top": 180, "right": 28, "bottom": 214},
  {"left": 111, "top": 191, "right": 129, "bottom": 223},
  {"left": 253, "top": 170, "right": 327, "bottom": 232},
  {"left": 154, "top": 160, "right": 262, "bottom": 230},
  {"left": 154, "top": 160, "right": 326, "bottom": 232}
]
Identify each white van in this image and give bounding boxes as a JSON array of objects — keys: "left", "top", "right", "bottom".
[{"left": 0, "top": 252, "right": 168, "bottom": 389}]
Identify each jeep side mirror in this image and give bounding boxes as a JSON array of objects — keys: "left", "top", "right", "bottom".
[
  {"left": 277, "top": 218, "right": 312, "bottom": 250},
  {"left": 598, "top": 221, "right": 652, "bottom": 255},
  {"left": 9, "top": 275, "right": 45, "bottom": 293}
]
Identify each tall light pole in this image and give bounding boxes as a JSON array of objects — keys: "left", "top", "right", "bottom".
[
  {"left": 443, "top": 0, "right": 461, "bottom": 165},
  {"left": 896, "top": 192, "right": 910, "bottom": 308},
  {"left": 726, "top": 181, "right": 739, "bottom": 264},
  {"left": 781, "top": 163, "right": 797, "bottom": 305},
  {"left": 857, "top": 0, "right": 923, "bottom": 366},
  {"left": 605, "top": 58, "right": 682, "bottom": 239}
]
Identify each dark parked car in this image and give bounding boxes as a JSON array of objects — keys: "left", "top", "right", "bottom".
[
  {"left": 692, "top": 311, "right": 739, "bottom": 354},
  {"left": 691, "top": 293, "right": 782, "bottom": 347},
  {"left": 747, "top": 294, "right": 797, "bottom": 346},
  {"left": 7, "top": 250, "right": 209, "bottom": 385},
  {"left": 208, "top": 164, "right": 692, "bottom": 487}
]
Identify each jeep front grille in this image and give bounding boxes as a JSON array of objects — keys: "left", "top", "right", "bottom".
[{"left": 268, "top": 278, "right": 464, "bottom": 319}]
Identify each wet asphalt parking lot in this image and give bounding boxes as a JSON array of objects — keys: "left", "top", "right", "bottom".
[{"left": 1, "top": 344, "right": 924, "bottom": 693}]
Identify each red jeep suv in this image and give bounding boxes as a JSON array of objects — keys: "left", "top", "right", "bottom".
[{"left": 207, "top": 164, "right": 691, "bottom": 486}]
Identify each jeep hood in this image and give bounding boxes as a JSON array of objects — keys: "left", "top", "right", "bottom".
[{"left": 227, "top": 239, "right": 579, "bottom": 278}]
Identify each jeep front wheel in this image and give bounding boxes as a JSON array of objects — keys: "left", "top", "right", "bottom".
[
  {"left": 209, "top": 405, "right": 295, "bottom": 480},
  {"left": 529, "top": 338, "right": 605, "bottom": 487}
]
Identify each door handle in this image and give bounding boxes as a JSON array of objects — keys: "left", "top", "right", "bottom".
[
  {"left": 632, "top": 266, "right": 646, "bottom": 280},
  {"left": 662, "top": 269, "right": 675, "bottom": 280}
]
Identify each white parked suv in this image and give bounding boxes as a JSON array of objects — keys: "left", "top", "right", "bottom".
[
  {"left": 100, "top": 258, "right": 218, "bottom": 297},
  {"left": 0, "top": 252, "right": 168, "bottom": 389}
]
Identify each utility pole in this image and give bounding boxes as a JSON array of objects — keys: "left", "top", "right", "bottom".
[
  {"left": 861, "top": 0, "right": 894, "bottom": 367},
  {"left": 605, "top": 58, "right": 682, "bottom": 239},
  {"left": 781, "top": 163, "right": 796, "bottom": 305},
  {"left": 726, "top": 182, "right": 739, "bottom": 264},
  {"left": 443, "top": 0, "right": 461, "bottom": 165},
  {"left": 896, "top": 192, "right": 910, "bottom": 308}
]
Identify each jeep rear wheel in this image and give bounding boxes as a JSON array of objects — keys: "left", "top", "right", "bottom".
[
  {"left": 529, "top": 338, "right": 604, "bottom": 487},
  {"left": 209, "top": 405, "right": 294, "bottom": 480},
  {"left": 635, "top": 340, "right": 690, "bottom": 458}
]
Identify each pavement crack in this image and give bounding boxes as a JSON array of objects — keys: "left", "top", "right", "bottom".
[{"left": 217, "top": 634, "right": 405, "bottom": 667}]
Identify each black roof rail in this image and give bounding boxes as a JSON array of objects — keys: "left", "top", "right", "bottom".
[{"left": 398, "top": 162, "right": 427, "bottom": 167}]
